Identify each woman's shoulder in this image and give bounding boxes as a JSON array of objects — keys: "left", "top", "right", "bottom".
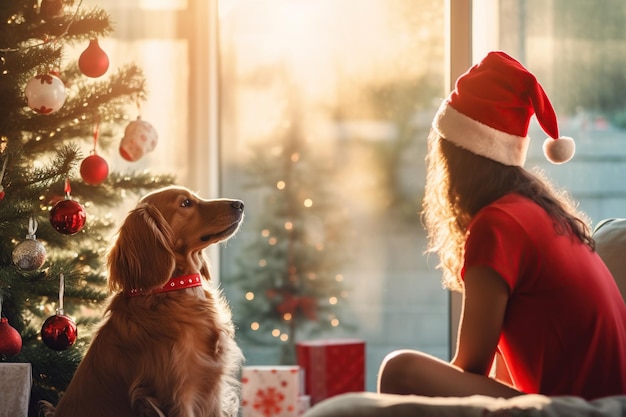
[
  {"left": 491, "top": 193, "right": 534, "bottom": 207},
  {"left": 478, "top": 193, "right": 543, "bottom": 218},
  {"left": 471, "top": 193, "right": 550, "bottom": 233}
]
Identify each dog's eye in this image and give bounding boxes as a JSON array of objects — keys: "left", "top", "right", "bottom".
[{"left": 181, "top": 198, "right": 192, "bottom": 208}]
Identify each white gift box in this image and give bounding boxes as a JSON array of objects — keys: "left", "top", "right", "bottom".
[
  {"left": 0, "top": 363, "right": 31, "bottom": 417},
  {"left": 241, "top": 365, "right": 302, "bottom": 417}
]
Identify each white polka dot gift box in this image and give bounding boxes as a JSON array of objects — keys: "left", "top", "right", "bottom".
[{"left": 241, "top": 365, "right": 309, "bottom": 417}]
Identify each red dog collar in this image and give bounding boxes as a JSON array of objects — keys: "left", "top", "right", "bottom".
[{"left": 127, "top": 273, "right": 202, "bottom": 297}]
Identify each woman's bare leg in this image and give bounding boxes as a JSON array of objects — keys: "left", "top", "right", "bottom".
[{"left": 378, "top": 349, "right": 523, "bottom": 398}]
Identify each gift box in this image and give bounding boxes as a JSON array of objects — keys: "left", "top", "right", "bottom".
[
  {"left": 0, "top": 363, "right": 32, "bottom": 417},
  {"left": 241, "top": 365, "right": 303, "bottom": 417},
  {"left": 296, "top": 338, "right": 365, "bottom": 405}
]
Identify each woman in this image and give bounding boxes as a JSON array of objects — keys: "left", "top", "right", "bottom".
[{"left": 378, "top": 51, "right": 626, "bottom": 400}]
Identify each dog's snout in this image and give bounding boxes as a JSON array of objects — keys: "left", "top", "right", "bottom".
[{"left": 231, "top": 200, "right": 244, "bottom": 211}]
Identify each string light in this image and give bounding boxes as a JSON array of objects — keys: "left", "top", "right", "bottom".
[
  {"left": 303, "top": 198, "right": 313, "bottom": 207},
  {"left": 251, "top": 322, "right": 260, "bottom": 331},
  {"left": 276, "top": 180, "right": 286, "bottom": 190},
  {"left": 284, "top": 221, "right": 293, "bottom": 230},
  {"left": 245, "top": 292, "right": 255, "bottom": 300},
  {"left": 283, "top": 313, "right": 292, "bottom": 321},
  {"left": 328, "top": 296, "right": 338, "bottom": 305}
]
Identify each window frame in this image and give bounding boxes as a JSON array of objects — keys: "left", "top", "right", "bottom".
[{"left": 445, "top": 0, "right": 472, "bottom": 359}]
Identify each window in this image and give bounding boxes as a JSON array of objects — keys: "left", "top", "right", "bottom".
[
  {"left": 80, "top": 0, "right": 214, "bottom": 196},
  {"left": 473, "top": 0, "right": 626, "bottom": 222},
  {"left": 457, "top": 0, "right": 626, "bottom": 360},
  {"left": 80, "top": 0, "right": 190, "bottom": 178},
  {"left": 218, "top": 0, "right": 447, "bottom": 389}
]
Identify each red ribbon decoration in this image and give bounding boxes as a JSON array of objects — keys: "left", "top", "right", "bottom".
[
  {"left": 274, "top": 291, "right": 318, "bottom": 321},
  {"left": 64, "top": 176, "right": 71, "bottom": 199}
]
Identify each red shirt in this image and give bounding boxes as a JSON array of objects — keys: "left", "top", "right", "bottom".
[{"left": 463, "top": 193, "right": 626, "bottom": 399}]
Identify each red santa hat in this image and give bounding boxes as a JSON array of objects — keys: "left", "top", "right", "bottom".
[{"left": 432, "top": 51, "right": 574, "bottom": 166}]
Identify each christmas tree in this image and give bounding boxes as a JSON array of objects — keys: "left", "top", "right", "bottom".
[
  {"left": 227, "top": 89, "right": 353, "bottom": 365},
  {"left": 0, "top": 0, "right": 173, "bottom": 411}
]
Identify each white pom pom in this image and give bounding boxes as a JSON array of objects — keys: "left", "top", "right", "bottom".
[{"left": 543, "top": 136, "right": 575, "bottom": 164}]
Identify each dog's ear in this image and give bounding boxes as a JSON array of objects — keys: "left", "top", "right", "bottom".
[{"left": 107, "top": 203, "right": 176, "bottom": 293}]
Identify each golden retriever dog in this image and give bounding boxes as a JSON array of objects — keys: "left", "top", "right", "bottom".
[{"left": 40, "top": 186, "right": 245, "bottom": 417}]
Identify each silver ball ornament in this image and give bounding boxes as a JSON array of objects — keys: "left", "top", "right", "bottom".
[{"left": 12, "top": 239, "right": 47, "bottom": 271}]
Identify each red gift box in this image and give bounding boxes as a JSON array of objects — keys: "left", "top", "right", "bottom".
[{"left": 296, "top": 338, "right": 365, "bottom": 405}]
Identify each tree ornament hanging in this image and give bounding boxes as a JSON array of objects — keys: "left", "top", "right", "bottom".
[
  {"left": 119, "top": 116, "right": 158, "bottom": 162},
  {"left": 80, "top": 122, "right": 109, "bottom": 185},
  {"left": 78, "top": 39, "right": 110, "bottom": 78},
  {"left": 39, "top": 0, "right": 64, "bottom": 20},
  {"left": 0, "top": 298, "right": 22, "bottom": 357},
  {"left": 80, "top": 154, "right": 108, "bottom": 185},
  {"left": 0, "top": 155, "right": 8, "bottom": 201},
  {"left": 41, "top": 274, "right": 77, "bottom": 351},
  {"left": 50, "top": 178, "right": 86, "bottom": 235},
  {"left": 12, "top": 217, "right": 47, "bottom": 271},
  {"left": 0, "top": 318, "right": 22, "bottom": 357},
  {"left": 24, "top": 72, "right": 67, "bottom": 115}
]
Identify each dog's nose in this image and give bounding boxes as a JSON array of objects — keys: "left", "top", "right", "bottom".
[{"left": 232, "top": 200, "right": 244, "bottom": 211}]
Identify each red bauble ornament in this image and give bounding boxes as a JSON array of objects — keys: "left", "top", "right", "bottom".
[
  {"left": 0, "top": 317, "right": 22, "bottom": 356},
  {"left": 41, "top": 314, "right": 77, "bottom": 351},
  {"left": 80, "top": 154, "right": 109, "bottom": 185},
  {"left": 78, "top": 39, "right": 110, "bottom": 78},
  {"left": 24, "top": 73, "right": 67, "bottom": 114},
  {"left": 50, "top": 199, "right": 86, "bottom": 235}
]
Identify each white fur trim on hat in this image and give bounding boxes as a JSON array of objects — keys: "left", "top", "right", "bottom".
[{"left": 432, "top": 101, "right": 530, "bottom": 167}]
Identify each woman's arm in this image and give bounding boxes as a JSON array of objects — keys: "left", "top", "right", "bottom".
[
  {"left": 452, "top": 265, "right": 517, "bottom": 390},
  {"left": 378, "top": 265, "right": 522, "bottom": 398}
]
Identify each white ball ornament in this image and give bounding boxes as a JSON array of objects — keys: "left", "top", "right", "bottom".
[
  {"left": 119, "top": 117, "right": 158, "bottom": 162},
  {"left": 25, "top": 73, "right": 67, "bottom": 115}
]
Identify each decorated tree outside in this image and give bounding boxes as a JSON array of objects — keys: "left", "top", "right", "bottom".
[
  {"left": 0, "top": 0, "right": 173, "bottom": 411},
  {"left": 227, "top": 84, "right": 354, "bottom": 365}
]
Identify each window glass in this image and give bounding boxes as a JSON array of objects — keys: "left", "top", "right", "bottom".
[
  {"left": 476, "top": 0, "right": 626, "bottom": 224},
  {"left": 218, "top": 0, "right": 446, "bottom": 390},
  {"left": 77, "top": 0, "right": 191, "bottom": 186}
]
